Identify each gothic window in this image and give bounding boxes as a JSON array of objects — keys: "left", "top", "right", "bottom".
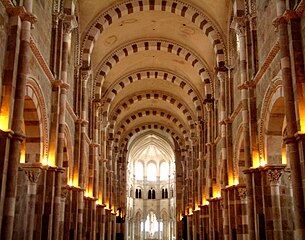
[
  {"left": 160, "top": 162, "right": 169, "bottom": 180},
  {"left": 147, "top": 163, "right": 156, "bottom": 181},
  {"left": 136, "top": 189, "right": 138, "bottom": 198},
  {"left": 135, "top": 188, "right": 142, "bottom": 199},
  {"left": 148, "top": 189, "right": 152, "bottom": 199},
  {"left": 152, "top": 189, "right": 156, "bottom": 199},
  {"left": 135, "top": 162, "right": 144, "bottom": 180}
]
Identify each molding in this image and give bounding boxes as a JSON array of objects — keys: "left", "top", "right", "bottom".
[
  {"left": 30, "top": 37, "right": 55, "bottom": 83},
  {"left": 66, "top": 102, "right": 78, "bottom": 122},
  {"left": 229, "top": 102, "right": 242, "bottom": 122},
  {"left": 252, "top": 41, "right": 280, "bottom": 86}
]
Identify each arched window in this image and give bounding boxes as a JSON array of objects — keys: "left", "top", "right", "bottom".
[
  {"left": 160, "top": 162, "right": 169, "bottom": 180},
  {"left": 148, "top": 189, "right": 152, "bottom": 199},
  {"left": 135, "top": 162, "right": 144, "bottom": 180},
  {"left": 162, "top": 188, "right": 168, "bottom": 199},
  {"left": 135, "top": 188, "right": 142, "bottom": 199},
  {"left": 147, "top": 163, "right": 156, "bottom": 181},
  {"left": 152, "top": 189, "right": 156, "bottom": 199}
]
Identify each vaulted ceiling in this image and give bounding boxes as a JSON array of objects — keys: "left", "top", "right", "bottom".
[{"left": 78, "top": 0, "right": 231, "bottom": 154}]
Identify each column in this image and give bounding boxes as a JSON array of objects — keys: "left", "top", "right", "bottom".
[
  {"left": 1, "top": 0, "right": 36, "bottom": 238},
  {"left": 59, "top": 187, "right": 68, "bottom": 240},
  {"left": 217, "top": 69, "right": 230, "bottom": 240},
  {"left": 233, "top": 16, "right": 255, "bottom": 240},
  {"left": 237, "top": 187, "right": 248, "bottom": 240},
  {"left": 53, "top": 13, "right": 77, "bottom": 239},
  {"left": 23, "top": 164, "right": 42, "bottom": 240},
  {"left": 0, "top": 4, "right": 23, "bottom": 230},
  {"left": 273, "top": 1, "right": 305, "bottom": 238},
  {"left": 266, "top": 167, "right": 284, "bottom": 240}
]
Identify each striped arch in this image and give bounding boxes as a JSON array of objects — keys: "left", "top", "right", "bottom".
[
  {"left": 113, "top": 109, "right": 190, "bottom": 142},
  {"left": 108, "top": 91, "right": 196, "bottom": 130},
  {"left": 63, "top": 124, "right": 74, "bottom": 185},
  {"left": 117, "top": 122, "right": 186, "bottom": 152},
  {"left": 93, "top": 39, "right": 212, "bottom": 98},
  {"left": 258, "top": 77, "right": 283, "bottom": 162},
  {"left": 102, "top": 69, "right": 203, "bottom": 119},
  {"left": 233, "top": 123, "right": 246, "bottom": 184},
  {"left": 25, "top": 78, "right": 49, "bottom": 162},
  {"left": 82, "top": 0, "right": 225, "bottom": 67}
]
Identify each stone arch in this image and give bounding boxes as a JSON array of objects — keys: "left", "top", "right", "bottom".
[
  {"left": 234, "top": 124, "right": 246, "bottom": 184},
  {"left": 108, "top": 91, "right": 196, "bottom": 134},
  {"left": 113, "top": 109, "right": 191, "bottom": 142},
  {"left": 259, "top": 78, "right": 284, "bottom": 164},
  {"left": 81, "top": 0, "right": 225, "bottom": 66},
  {"left": 102, "top": 69, "right": 203, "bottom": 119},
  {"left": 118, "top": 124, "right": 187, "bottom": 162},
  {"left": 22, "top": 78, "right": 49, "bottom": 164},
  {"left": 63, "top": 124, "right": 73, "bottom": 185},
  {"left": 93, "top": 39, "right": 212, "bottom": 98},
  {"left": 117, "top": 122, "right": 186, "bottom": 151}
]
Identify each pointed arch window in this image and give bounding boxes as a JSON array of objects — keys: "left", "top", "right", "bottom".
[
  {"left": 135, "top": 162, "right": 144, "bottom": 180},
  {"left": 147, "top": 162, "right": 156, "bottom": 181},
  {"left": 160, "top": 162, "right": 169, "bottom": 180}
]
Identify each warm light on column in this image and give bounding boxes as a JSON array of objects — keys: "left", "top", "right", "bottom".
[
  {"left": 202, "top": 198, "right": 209, "bottom": 206},
  {"left": 234, "top": 178, "right": 239, "bottom": 186},
  {"left": 213, "top": 185, "right": 221, "bottom": 198},
  {"left": 252, "top": 152, "right": 260, "bottom": 168},
  {"left": 41, "top": 156, "right": 48, "bottom": 166},
  {"left": 0, "top": 115, "right": 9, "bottom": 131},
  {"left": 282, "top": 147, "right": 287, "bottom": 164},
  {"left": 47, "top": 152, "right": 56, "bottom": 167},
  {"left": 194, "top": 204, "right": 200, "bottom": 211},
  {"left": 20, "top": 148, "right": 25, "bottom": 163},
  {"left": 299, "top": 107, "right": 305, "bottom": 132},
  {"left": 188, "top": 208, "right": 193, "bottom": 216},
  {"left": 260, "top": 158, "right": 266, "bottom": 167}
]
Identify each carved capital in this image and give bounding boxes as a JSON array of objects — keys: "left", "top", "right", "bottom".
[
  {"left": 267, "top": 169, "right": 283, "bottom": 185},
  {"left": 217, "top": 71, "right": 227, "bottom": 83},
  {"left": 24, "top": 168, "right": 41, "bottom": 184},
  {"left": 238, "top": 187, "right": 247, "bottom": 200},
  {"left": 232, "top": 17, "right": 247, "bottom": 37},
  {"left": 61, "top": 15, "right": 78, "bottom": 35},
  {"left": 205, "top": 102, "right": 213, "bottom": 112},
  {"left": 81, "top": 69, "right": 92, "bottom": 84}
]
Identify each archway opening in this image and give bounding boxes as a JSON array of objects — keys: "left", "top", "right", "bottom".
[{"left": 126, "top": 131, "right": 176, "bottom": 240}]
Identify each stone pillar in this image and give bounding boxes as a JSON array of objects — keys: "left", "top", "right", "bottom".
[
  {"left": 59, "top": 187, "right": 68, "bottom": 240},
  {"left": 53, "top": 13, "right": 77, "bottom": 239},
  {"left": 1, "top": 1, "right": 36, "bottom": 238},
  {"left": 233, "top": 16, "right": 255, "bottom": 240},
  {"left": 0, "top": 3, "right": 23, "bottom": 229},
  {"left": 266, "top": 167, "right": 284, "bottom": 240},
  {"left": 273, "top": 1, "right": 305, "bottom": 238},
  {"left": 0, "top": 130, "right": 13, "bottom": 232},
  {"left": 237, "top": 187, "right": 248, "bottom": 240},
  {"left": 205, "top": 102, "right": 213, "bottom": 198},
  {"left": 23, "top": 164, "right": 41, "bottom": 240}
]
